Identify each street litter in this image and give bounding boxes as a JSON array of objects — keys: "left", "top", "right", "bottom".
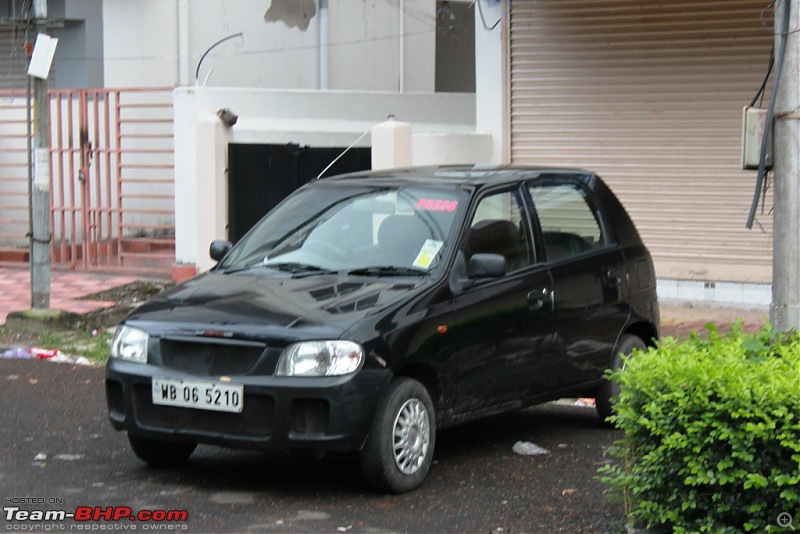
[
  {"left": 55, "top": 453, "right": 84, "bottom": 461},
  {"left": 512, "top": 441, "right": 550, "bottom": 456},
  {"left": 1, "top": 347, "right": 34, "bottom": 359},
  {"left": 554, "top": 397, "right": 596, "bottom": 407},
  {"left": 33, "top": 453, "right": 47, "bottom": 467},
  {"left": 31, "top": 348, "right": 63, "bottom": 359},
  {"left": 1, "top": 346, "right": 96, "bottom": 366}
]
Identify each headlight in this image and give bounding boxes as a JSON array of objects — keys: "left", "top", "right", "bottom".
[
  {"left": 276, "top": 341, "right": 364, "bottom": 377},
  {"left": 111, "top": 325, "right": 149, "bottom": 363}
]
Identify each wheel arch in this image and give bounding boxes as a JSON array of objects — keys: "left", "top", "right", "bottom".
[
  {"left": 393, "top": 364, "right": 440, "bottom": 415},
  {"left": 623, "top": 321, "right": 658, "bottom": 348}
]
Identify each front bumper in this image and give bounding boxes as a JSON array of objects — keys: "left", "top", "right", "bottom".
[{"left": 106, "top": 359, "right": 391, "bottom": 453}]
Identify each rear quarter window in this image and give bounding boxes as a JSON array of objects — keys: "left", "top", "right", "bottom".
[{"left": 528, "top": 183, "right": 606, "bottom": 261}]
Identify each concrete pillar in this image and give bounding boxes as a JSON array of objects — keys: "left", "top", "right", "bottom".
[
  {"left": 771, "top": 0, "right": 800, "bottom": 330},
  {"left": 174, "top": 90, "right": 231, "bottom": 280},
  {"left": 371, "top": 117, "right": 412, "bottom": 170},
  {"left": 474, "top": 0, "right": 506, "bottom": 164}
]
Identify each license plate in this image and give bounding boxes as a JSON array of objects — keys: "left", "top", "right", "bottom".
[{"left": 152, "top": 377, "right": 243, "bottom": 413}]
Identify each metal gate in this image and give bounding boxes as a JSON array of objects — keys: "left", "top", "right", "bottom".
[
  {"left": 227, "top": 143, "right": 373, "bottom": 243},
  {"left": 0, "top": 87, "right": 176, "bottom": 274}
]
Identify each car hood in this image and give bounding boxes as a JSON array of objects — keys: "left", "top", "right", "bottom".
[{"left": 125, "top": 271, "right": 426, "bottom": 339}]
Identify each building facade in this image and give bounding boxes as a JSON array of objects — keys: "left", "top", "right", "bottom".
[
  {"left": 0, "top": 0, "right": 779, "bottom": 307},
  {"left": 478, "top": 0, "right": 775, "bottom": 306}
]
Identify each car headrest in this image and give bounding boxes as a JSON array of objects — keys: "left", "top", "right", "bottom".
[{"left": 467, "top": 219, "right": 521, "bottom": 258}]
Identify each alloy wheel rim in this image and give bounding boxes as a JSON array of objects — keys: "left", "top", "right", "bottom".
[{"left": 392, "top": 398, "right": 430, "bottom": 475}]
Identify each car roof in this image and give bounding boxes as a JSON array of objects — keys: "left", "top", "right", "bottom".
[{"left": 320, "top": 165, "right": 596, "bottom": 189}]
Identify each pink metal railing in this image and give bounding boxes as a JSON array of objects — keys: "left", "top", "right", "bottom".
[
  {"left": 0, "top": 89, "right": 29, "bottom": 250},
  {"left": 0, "top": 87, "right": 176, "bottom": 274}
]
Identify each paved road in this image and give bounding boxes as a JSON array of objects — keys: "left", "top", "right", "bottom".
[{"left": 2, "top": 358, "right": 624, "bottom": 533}]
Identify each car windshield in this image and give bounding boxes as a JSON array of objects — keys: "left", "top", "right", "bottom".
[{"left": 218, "top": 183, "right": 467, "bottom": 275}]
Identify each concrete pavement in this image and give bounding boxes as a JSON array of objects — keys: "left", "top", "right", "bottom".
[{"left": 0, "top": 266, "right": 154, "bottom": 325}]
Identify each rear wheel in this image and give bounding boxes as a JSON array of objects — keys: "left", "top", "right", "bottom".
[
  {"left": 360, "top": 377, "right": 436, "bottom": 493},
  {"left": 595, "top": 334, "right": 646, "bottom": 425},
  {"left": 128, "top": 435, "right": 197, "bottom": 467}
]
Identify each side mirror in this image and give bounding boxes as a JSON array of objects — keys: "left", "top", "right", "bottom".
[
  {"left": 209, "top": 240, "right": 233, "bottom": 262},
  {"left": 468, "top": 253, "right": 507, "bottom": 279}
]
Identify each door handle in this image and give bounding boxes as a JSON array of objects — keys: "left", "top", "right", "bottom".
[
  {"left": 606, "top": 268, "right": 622, "bottom": 288},
  {"left": 527, "top": 288, "right": 552, "bottom": 311}
]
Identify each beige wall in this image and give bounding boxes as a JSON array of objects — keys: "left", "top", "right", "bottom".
[
  {"left": 174, "top": 87, "right": 481, "bottom": 272},
  {"left": 102, "top": 0, "right": 436, "bottom": 91}
]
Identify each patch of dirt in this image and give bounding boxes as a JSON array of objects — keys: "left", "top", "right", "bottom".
[
  {"left": 80, "top": 280, "right": 173, "bottom": 307},
  {"left": 78, "top": 280, "right": 174, "bottom": 330},
  {"left": 1, "top": 280, "right": 174, "bottom": 353},
  {"left": 660, "top": 304, "right": 768, "bottom": 339}
]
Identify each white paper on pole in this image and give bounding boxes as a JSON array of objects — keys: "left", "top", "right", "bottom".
[
  {"left": 33, "top": 148, "right": 49, "bottom": 190},
  {"left": 27, "top": 33, "right": 58, "bottom": 79}
]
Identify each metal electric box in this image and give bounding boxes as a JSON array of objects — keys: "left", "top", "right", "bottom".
[{"left": 742, "top": 106, "right": 773, "bottom": 170}]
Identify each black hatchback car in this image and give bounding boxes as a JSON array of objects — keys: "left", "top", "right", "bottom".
[{"left": 106, "top": 165, "right": 659, "bottom": 493}]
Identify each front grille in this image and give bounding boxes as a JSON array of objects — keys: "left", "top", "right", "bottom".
[
  {"left": 133, "top": 385, "right": 273, "bottom": 438},
  {"left": 160, "top": 338, "right": 267, "bottom": 375}
]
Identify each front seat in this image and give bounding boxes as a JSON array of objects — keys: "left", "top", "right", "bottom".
[{"left": 466, "top": 219, "right": 528, "bottom": 272}]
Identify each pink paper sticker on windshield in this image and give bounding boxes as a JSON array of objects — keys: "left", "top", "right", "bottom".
[{"left": 416, "top": 199, "right": 458, "bottom": 212}]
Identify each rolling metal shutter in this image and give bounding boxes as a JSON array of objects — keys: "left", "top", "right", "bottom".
[
  {"left": 0, "top": 29, "right": 29, "bottom": 90},
  {"left": 509, "top": 1, "right": 774, "bottom": 284}
]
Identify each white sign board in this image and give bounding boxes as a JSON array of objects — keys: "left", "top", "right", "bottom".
[{"left": 27, "top": 33, "right": 58, "bottom": 80}]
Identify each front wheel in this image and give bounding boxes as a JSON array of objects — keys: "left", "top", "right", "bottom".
[
  {"left": 128, "top": 435, "right": 197, "bottom": 468},
  {"left": 595, "top": 334, "right": 646, "bottom": 425},
  {"left": 360, "top": 377, "right": 436, "bottom": 493}
]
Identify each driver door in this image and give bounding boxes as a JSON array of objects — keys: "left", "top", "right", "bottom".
[{"left": 452, "top": 187, "right": 557, "bottom": 414}]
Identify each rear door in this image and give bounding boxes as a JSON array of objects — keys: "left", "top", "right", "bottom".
[
  {"left": 527, "top": 179, "right": 630, "bottom": 389},
  {"left": 451, "top": 186, "right": 557, "bottom": 414}
]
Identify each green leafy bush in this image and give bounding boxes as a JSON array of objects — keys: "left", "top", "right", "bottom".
[{"left": 599, "top": 324, "right": 800, "bottom": 533}]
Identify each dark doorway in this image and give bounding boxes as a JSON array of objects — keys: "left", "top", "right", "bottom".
[
  {"left": 227, "top": 143, "right": 372, "bottom": 243},
  {"left": 435, "top": 1, "right": 475, "bottom": 93}
]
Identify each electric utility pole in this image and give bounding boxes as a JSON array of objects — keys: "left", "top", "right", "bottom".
[
  {"left": 772, "top": 0, "right": 800, "bottom": 332},
  {"left": 30, "top": 0, "right": 51, "bottom": 310}
]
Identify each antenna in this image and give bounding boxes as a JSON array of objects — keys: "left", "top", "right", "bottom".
[{"left": 315, "top": 127, "right": 372, "bottom": 180}]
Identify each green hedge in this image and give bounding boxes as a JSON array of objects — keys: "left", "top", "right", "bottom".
[{"left": 599, "top": 324, "right": 800, "bottom": 533}]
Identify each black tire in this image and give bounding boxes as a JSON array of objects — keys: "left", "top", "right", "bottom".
[
  {"left": 595, "top": 334, "right": 646, "bottom": 425},
  {"left": 360, "top": 377, "right": 436, "bottom": 493},
  {"left": 128, "top": 435, "right": 197, "bottom": 467}
]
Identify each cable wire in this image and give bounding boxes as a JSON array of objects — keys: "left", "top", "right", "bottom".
[
  {"left": 475, "top": 0, "right": 501, "bottom": 31},
  {"left": 747, "top": 0, "right": 790, "bottom": 229},
  {"left": 749, "top": 46, "right": 774, "bottom": 107}
]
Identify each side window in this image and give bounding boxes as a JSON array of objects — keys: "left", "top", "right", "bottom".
[
  {"left": 463, "top": 189, "right": 532, "bottom": 272},
  {"left": 529, "top": 183, "right": 605, "bottom": 262}
]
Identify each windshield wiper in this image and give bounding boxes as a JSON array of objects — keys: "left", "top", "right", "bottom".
[
  {"left": 347, "top": 266, "right": 428, "bottom": 277},
  {"left": 224, "top": 261, "right": 335, "bottom": 277},
  {"left": 223, "top": 260, "right": 265, "bottom": 274},
  {"left": 266, "top": 262, "right": 338, "bottom": 277}
]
